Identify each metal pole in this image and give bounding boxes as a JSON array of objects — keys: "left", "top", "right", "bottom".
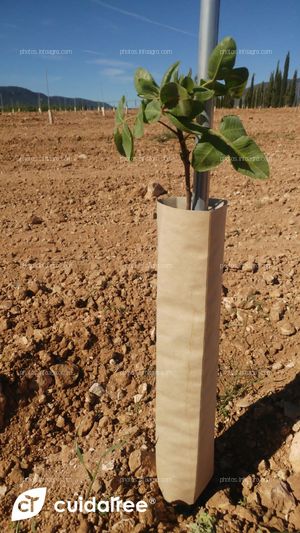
[{"left": 193, "top": 0, "right": 220, "bottom": 211}]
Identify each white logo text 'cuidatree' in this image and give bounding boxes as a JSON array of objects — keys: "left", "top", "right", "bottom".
[
  {"left": 11, "top": 488, "right": 47, "bottom": 521},
  {"left": 54, "top": 496, "right": 148, "bottom": 514}
]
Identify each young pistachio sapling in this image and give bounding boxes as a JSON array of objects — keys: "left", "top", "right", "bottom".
[{"left": 114, "top": 37, "right": 269, "bottom": 209}]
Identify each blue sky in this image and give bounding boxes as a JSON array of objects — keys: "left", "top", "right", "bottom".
[{"left": 0, "top": 0, "right": 299, "bottom": 104}]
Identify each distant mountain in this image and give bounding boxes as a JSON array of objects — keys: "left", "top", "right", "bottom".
[{"left": 0, "top": 86, "right": 111, "bottom": 110}]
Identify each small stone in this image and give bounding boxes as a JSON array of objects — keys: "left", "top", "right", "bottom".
[
  {"left": 102, "top": 459, "right": 114, "bottom": 472},
  {"left": 287, "top": 473, "right": 300, "bottom": 501},
  {"left": 28, "top": 214, "right": 43, "bottom": 225},
  {"left": 242, "top": 261, "right": 258, "bottom": 273},
  {"left": 134, "top": 394, "right": 143, "bottom": 404},
  {"left": 289, "top": 432, "right": 300, "bottom": 473},
  {"left": 269, "top": 301, "right": 286, "bottom": 323},
  {"left": 236, "top": 396, "right": 253, "bottom": 409},
  {"left": 129, "top": 450, "right": 142, "bottom": 473},
  {"left": 263, "top": 271, "right": 278, "bottom": 284},
  {"left": 293, "top": 421, "right": 300, "bottom": 433},
  {"left": 77, "top": 153, "right": 87, "bottom": 160},
  {"left": 233, "top": 505, "right": 257, "bottom": 523},
  {"left": 277, "top": 469, "right": 289, "bottom": 481},
  {"left": 0, "top": 485, "right": 7, "bottom": 497},
  {"left": 242, "top": 475, "right": 254, "bottom": 497},
  {"left": 237, "top": 308, "right": 248, "bottom": 324},
  {"left": 0, "top": 318, "right": 11, "bottom": 333},
  {"left": 77, "top": 412, "right": 95, "bottom": 437},
  {"left": 89, "top": 383, "right": 105, "bottom": 398},
  {"left": 272, "top": 362, "right": 283, "bottom": 371},
  {"left": 50, "top": 363, "right": 80, "bottom": 388},
  {"left": 56, "top": 415, "right": 65, "bottom": 428},
  {"left": 145, "top": 182, "right": 167, "bottom": 200},
  {"left": 150, "top": 326, "right": 156, "bottom": 342},
  {"left": 258, "top": 459, "right": 268, "bottom": 473},
  {"left": 279, "top": 321, "right": 296, "bottom": 336},
  {"left": 206, "top": 489, "right": 234, "bottom": 512},
  {"left": 37, "top": 371, "right": 54, "bottom": 393},
  {"left": 138, "top": 383, "right": 148, "bottom": 396}
]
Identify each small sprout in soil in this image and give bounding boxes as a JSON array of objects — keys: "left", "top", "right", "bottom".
[{"left": 74, "top": 428, "right": 130, "bottom": 498}]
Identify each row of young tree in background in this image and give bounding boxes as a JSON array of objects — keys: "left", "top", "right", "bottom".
[{"left": 217, "top": 52, "right": 298, "bottom": 108}]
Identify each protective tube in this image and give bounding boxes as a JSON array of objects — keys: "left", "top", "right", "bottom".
[{"left": 156, "top": 197, "right": 227, "bottom": 504}]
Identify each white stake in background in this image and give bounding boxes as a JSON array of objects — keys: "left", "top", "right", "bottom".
[
  {"left": 46, "top": 71, "right": 53, "bottom": 124},
  {"left": 37, "top": 93, "right": 42, "bottom": 113},
  {"left": 193, "top": 0, "right": 220, "bottom": 210}
]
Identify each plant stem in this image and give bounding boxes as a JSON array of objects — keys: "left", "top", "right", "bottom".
[
  {"left": 158, "top": 120, "right": 177, "bottom": 135},
  {"left": 177, "top": 129, "right": 191, "bottom": 209}
]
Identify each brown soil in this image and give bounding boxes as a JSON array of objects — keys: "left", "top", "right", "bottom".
[{"left": 0, "top": 108, "right": 299, "bottom": 533}]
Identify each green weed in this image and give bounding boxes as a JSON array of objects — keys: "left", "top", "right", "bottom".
[{"left": 188, "top": 511, "right": 217, "bottom": 533}]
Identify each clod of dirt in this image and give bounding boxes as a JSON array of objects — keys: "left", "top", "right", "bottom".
[
  {"left": 28, "top": 214, "right": 44, "bottom": 225},
  {"left": 89, "top": 382, "right": 105, "bottom": 398},
  {"left": 145, "top": 182, "right": 167, "bottom": 200},
  {"left": 279, "top": 321, "right": 296, "bottom": 336},
  {"left": 76, "top": 412, "right": 95, "bottom": 436},
  {"left": 50, "top": 363, "right": 80, "bottom": 388},
  {"left": 289, "top": 432, "right": 300, "bottom": 473},
  {"left": 257, "top": 479, "right": 296, "bottom": 516}
]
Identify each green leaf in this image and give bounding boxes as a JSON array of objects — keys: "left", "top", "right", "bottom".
[
  {"left": 203, "top": 80, "right": 227, "bottom": 96},
  {"left": 144, "top": 100, "right": 161, "bottom": 123},
  {"left": 161, "top": 61, "right": 180, "bottom": 86},
  {"left": 229, "top": 136, "right": 269, "bottom": 179},
  {"left": 122, "top": 124, "right": 134, "bottom": 161},
  {"left": 181, "top": 76, "right": 195, "bottom": 93},
  {"left": 223, "top": 67, "right": 249, "bottom": 97},
  {"left": 114, "top": 127, "right": 126, "bottom": 157},
  {"left": 160, "top": 82, "right": 180, "bottom": 108},
  {"left": 169, "top": 98, "right": 203, "bottom": 119},
  {"left": 133, "top": 106, "right": 144, "bottom": 138},
  {"left": 208, "top": 36, "right": 237, "bottom": 80},
  {"left": 134, "top": 67, "right": 159, "bottom": 98},
  {"left": 192, "top": 141, "right": 225, "bottom": 171},
  {"left": 115, "top": 95, "right": 125, "bottom": 125},
  {"left": 220, "top": 115, "right": 269, "bottom": 178},
  {"left": 193, "top": 87, "right": 215, "bottom": 102},
  {"left": 165, "top": 113, "right": 206, "bottom": 135},
  {"left": 219, "top": 115, "right": 246, "bottom": 141}
]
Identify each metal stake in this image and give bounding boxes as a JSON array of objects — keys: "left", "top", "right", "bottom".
[{"left": 193, "top": 0, "right": 220, "bottom": 211}]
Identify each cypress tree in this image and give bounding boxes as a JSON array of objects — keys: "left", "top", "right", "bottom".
[
  {"left": 272, "top": 62, "right": 282, "bottom": 107},
  {"left": 265, "top": 72, "right": 274, "bottom": 107},
  {"left": 287, "top": 70, "right": 298, "bottom": 106},
  {"left": 260, "top": 82, "right": 265, "bottom": 108},
  {"left": 281, "top": 52, "right": 290, "bottom": 106},
  {"left": 247, "top": 74, "right": 255, "bottom": 108}
]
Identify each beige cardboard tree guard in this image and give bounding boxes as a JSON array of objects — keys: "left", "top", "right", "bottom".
[{"left": 156, "top": 197, "right": 226, "bottom": 504}]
